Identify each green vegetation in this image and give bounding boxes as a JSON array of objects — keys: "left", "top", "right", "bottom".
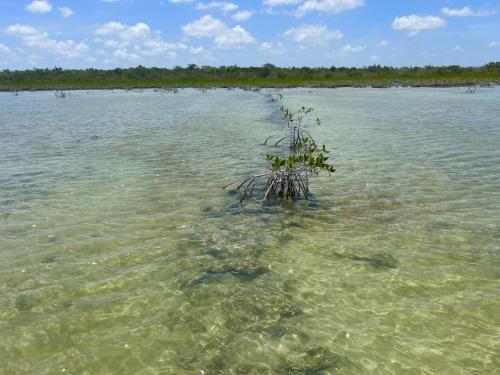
[
  {"left": 1, "top": 62, "right": 500, "bottom": 91},
  {"left": 224, "top": 93, "right": 335, "bottom": 202}
]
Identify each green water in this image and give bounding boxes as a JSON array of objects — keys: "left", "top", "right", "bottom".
[{"left": 1, "top": 88, "right": 499, "bottom": 374}]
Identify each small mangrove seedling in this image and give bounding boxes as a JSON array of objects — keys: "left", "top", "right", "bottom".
[
  {"left": 465, "top": 86, "right": 477, "bottom": 94},
  {"left": 54, "top": 90, "right": 66, "bottom": 98},
  {"left": 265, "top": 89, "right": 283, "bottom": 103},
  {"left": 224, "top": 99, "right": 335, "bottom": 203},
  {"left": 265, "top": 105, "right": 321, "bottom": 151}
]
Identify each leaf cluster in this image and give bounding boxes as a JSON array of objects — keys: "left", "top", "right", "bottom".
[{"left": 266, "top": 139, "right": 335, "bottom": 175}]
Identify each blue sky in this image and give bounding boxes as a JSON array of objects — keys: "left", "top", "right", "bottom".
[{"left": 0, "top": 0, "right": 499, "bottom": 69}]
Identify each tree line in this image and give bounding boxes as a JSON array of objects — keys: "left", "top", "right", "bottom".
[{"left": 1, "top": 62, "right": 499, "bottom": 89}]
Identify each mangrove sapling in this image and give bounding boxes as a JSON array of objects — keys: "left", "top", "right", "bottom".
[
  {"left": 225, "top": 96, "right": 334, "bottom": 202},
  {"left": 224, "top": 137, "right": 335, "bottom": 202},
  {"left": 264, "top": 139, "right": 334, "bottom": 199},
  {"left": 265, "top": 105, "right": 321, "bottom": 151},
  {"left": 465, "top": 86, "right": 477, "bottom": 94},
  {"left": 264, "top": 88, "right": 283, "bottom": 103}
]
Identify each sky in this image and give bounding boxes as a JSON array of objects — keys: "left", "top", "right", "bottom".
[{"left": 0, "top": 0, "right": 499, "bottom": 69}]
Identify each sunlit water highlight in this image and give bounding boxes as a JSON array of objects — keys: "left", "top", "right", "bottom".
[{"left": 1, "top": 87, "right": 499, "bottom": 374}]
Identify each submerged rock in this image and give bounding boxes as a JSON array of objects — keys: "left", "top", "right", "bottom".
[
  {"left": 267, "top": 324, "right": 288, "bottom": 338},
  {"left": 41, "top": 254, "right": 57, "bottom": 263},
  {"left": 190, "top": 257, "right": 269, "bottom": 287},
  {"left": 208, "top": 258, "right": 268, "bottom": 278},
  {"left": 224, "top": 289, "right": 301, "bottom": 332},
  {"left": 332, "top": 250, "right": 399, "bottom": 269},
  {"left": 235, "top": 363, "right": 273, "bottom": 374},
  {"left": 206, "top": 352, "right": 273, "bottom": 375},
  {"left": 351, "top": 252, "right": 399, "bottom": 269},
  {"left": 14, "top": 294, "right": 36, "bottom": 311},
  {"left": 278, "top": 233, "right": 294, "bottom": 243},
  {"left": 62, "top": 300, "right": 73, "bottom": 308},
  {"left": 286, "top": 347, "right": 349, "bottom": 374},
  {"left": 282, "top": 221, "right": 306, "bottom": 229},
  {"left": 199, "top": 204, "right": 213, "bottom": 212}
]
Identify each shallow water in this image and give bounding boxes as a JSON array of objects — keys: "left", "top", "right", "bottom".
[{"left": 1, "top": 87, "right": 499, "bottom": 374}]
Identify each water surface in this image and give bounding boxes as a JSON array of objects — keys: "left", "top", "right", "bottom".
[{"left": 1, "top": 87, "right": 499, "bottom": 374}]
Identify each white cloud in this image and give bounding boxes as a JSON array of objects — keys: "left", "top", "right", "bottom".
[
  {"left": 7, "top": 24, "right": 88, "bottom": 58},
  {"left": 182, "top": 15, "right": 227, "bottom": 38},
  {"left": 487, "top": 41, "right": 499, "bottom": 48},
  {"left": 0, "top": 43, "right": 12, "bottom": 54},
  {"left": 283, "top": 25, "right": 343, "bottom": 46},
  {"left": 392, "top": 15, "right": 446, "bottom": 36},
  {"left": 189, "top": 46, "right": 215, "bottom": 60},
  {"left": 214, "top": 25, "right": 254, "bottom": 49},
  {"left": 296, "top": 0, "right": 364, "bottom": 17},
  {"left": 95, "top": 21, "right": 186, "bottom": 59},
  {"left": 169, "top": 0, "right": 195, "bottom": 3},
  {"left": 259, "top": 41, "right": 286, "bottom": 55},
  {"left": 28, "top": 54, "right": 42, "bottom": 65},
  {"left": 6, "top": 24, "right": 38, "bottom": 36},
  {"left": 341, "top": 44, "right": 366, "bottom": 53},
  {"left": 58, "top": 6, "right": 74, "bottom": 18},
  {"left": 96, "top": 22, "right": 151, "bottom": 42},
  {"left": 263, "top": 0, "right": 300, "bottom": 6},
  {"left": 442, "top": 6, "right": 474, "bottom": 17},
  {"left": 142, "top": 39, "right": 187, "bottom": 56},
  {"left": 452, "top": 45, "right": 463, "bottom": 52},
  {"left": 182, "top": 15, "right": 255, "bottom": 49},
  {"left": 190, "top": 46, "right": 207, "bottom": 55},
  {"left": 26, "top": 34, "right": 89, "bottom": 58},
  {"left": 113, "top": 49, "right": 140, "bottom": 60},
  {"left": 196, "top": 2, "right": 238, "bottom": 13},
  {"left": 26, "top": 0, "right": 52, "bottom": 14},
  {"left": 96, "top": 21, "right": 126, "bottom": 35},
  {"left": 376, "top": 40, "right": 388, "bottom": 47},
  {"left": 441, "top": 6, "right": 495, "bottom": 17},
  {"left": 370, "top": 55, "right": 379, "bottom": 61},
  {"left": 232, "top": 10, "right": 253, "bottom": 21}
]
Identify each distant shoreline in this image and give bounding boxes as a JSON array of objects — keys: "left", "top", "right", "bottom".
[
  {"left": 1, "top": 79, "right": 499, "bottom": 92},
  {"left": 2, "top": 63, "right": 499, "bottom": 92}
]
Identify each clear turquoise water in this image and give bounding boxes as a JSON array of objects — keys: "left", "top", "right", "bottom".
[{"left": 1, "top": 87, "right": 499, "bottom": 374}]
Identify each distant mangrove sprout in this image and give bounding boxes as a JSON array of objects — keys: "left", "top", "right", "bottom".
[
  {"left": 54, "top": 90, "right": 66, "bottom": 98},
  {"left": 224, "top": 93, "right": 335, "bottom": 202}
]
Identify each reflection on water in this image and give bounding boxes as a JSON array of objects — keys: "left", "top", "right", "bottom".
[{"left": 1, "top": 87, "right": 499, "bottom": 373}]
